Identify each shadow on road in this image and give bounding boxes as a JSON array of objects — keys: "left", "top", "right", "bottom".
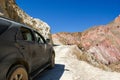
[{"left": 35, "top": 64, "right": 65, "bottom": 80}]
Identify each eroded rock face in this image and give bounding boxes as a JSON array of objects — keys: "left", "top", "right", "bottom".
[
  {"left": 81, "top": 16, "right": 120, "bottom": 65},
  {"left": 0, "top": 0, "right": 51, "bottom": 39}
]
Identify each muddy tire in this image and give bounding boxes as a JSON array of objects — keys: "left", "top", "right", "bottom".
[
  {"left": 49, "top": 54, "right": 55, "bottom": 69},
  {"left": 7, "top": 65, "right": 28, "bottom": 80}
]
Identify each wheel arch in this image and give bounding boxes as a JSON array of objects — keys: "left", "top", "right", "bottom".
[
  {"left": 52, "top": 49, "right": 55, "bottom": 56},
  {"left": 6, "top": 60, "right": 30, "bottom": 78}
]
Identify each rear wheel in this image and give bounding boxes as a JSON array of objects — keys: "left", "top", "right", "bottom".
[
  {"left": 49, "top": 54, "right": 55, "bottom": 69},
  {"left": 7, "top": 65, "right": 28, "bottom": 80}
]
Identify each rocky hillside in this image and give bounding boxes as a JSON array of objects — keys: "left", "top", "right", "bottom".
[
  {"left": 52, "top": 32, "right": 81, "bottom": 45},
  {"left": 52, "top": 15, "right": 120, "bottom": 72},
  {"left": 0, "top": 0, "right": 51, "bottom": 39}
]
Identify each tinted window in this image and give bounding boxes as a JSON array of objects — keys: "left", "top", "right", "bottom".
[
  {"left": 34, "top": 31, "right": 45, "bottom": 44},
  {"left": 20, "top": 27, "right": 34, "bottom": 42},
  {"left": 0, "top": 19, "right": 11, "bottom": 35}
]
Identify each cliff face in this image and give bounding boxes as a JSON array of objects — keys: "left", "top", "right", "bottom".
[
  {"left": 52, "top": 15, "right": 120, "bottom": 71},
  {"left": 0, "top": 0, "right": 51, "bottom": 39}
]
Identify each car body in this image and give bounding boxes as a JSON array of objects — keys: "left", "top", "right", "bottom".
[{"left": 0, "top": 17, "right": 55, "bottom": 80}]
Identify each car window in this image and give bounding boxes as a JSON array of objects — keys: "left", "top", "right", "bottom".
[
  {"left": 34, "top": 31, "right": 45, "bottom": 44},
  {"left": 0, "top": 19, "right": 10, "bottom": 35},
  {"left": 20, "top": 27, "right": 34, "bottom": 42}
]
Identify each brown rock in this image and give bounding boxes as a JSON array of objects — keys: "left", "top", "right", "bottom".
[{"left": 114, "top": 15, "right": 120, "bottom": 23}]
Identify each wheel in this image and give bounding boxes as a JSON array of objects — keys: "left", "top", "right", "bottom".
[
  {"left": 7, "top": 65, "right": 28, "bottom": 80},
  {"left": 49, "top": 54, "right": 55, "bottom": 69}
]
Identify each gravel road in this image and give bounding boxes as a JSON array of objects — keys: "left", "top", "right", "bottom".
[{"left": 36, "top": 45, "right": 120, "bottom": 80}]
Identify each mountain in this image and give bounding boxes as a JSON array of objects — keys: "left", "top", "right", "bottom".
[
  {"left": 52, "top": 15, "right": 120, "bottom": 72},
  {"left": 0, "top": 0, "right": 51, "bottom": 39},
  {"left": 81, "top": 15, "right": 120, "bottom": 64}
]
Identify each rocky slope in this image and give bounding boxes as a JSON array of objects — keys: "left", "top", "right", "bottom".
[
  {"left": 81, "top": 15, "right": 120, "bottom": 64},
  {"left": 52, "top": 32, "right": 81, "bottom": 45},
  {"left": 0, "top": 0, "right": 51, "bottom": 39},
  {"left": 52, "top": 15, "right": 120, "bottom": 72}
]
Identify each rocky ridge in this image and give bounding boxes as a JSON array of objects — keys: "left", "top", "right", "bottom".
[{"left": 0, "top": 0, "right": 51, "bottom": 39}]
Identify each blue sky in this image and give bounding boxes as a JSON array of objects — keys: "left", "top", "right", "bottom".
[{"left": 16, "top": 0, "right": 120, "bottom": 33}]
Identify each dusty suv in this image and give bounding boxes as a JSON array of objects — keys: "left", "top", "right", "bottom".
[{"left": 0, "top": 17, "right": 55, "bottom": 80}]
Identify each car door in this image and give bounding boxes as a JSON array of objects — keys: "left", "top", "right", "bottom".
[
  {"left": 16, "top": 27, "right": 40, "bottom": 72},
  {"left": 33, "top": 31, "right": 49, "bottom": 66}
]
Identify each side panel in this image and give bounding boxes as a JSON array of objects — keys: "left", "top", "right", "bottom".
[
  {"left": 0, "top": 41, "right": 26, "bottom": 80},
  {"left": 0, "top": 27, "right": 31, "bottom": 79}
]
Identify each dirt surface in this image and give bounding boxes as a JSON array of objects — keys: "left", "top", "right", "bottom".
[{"left": 37, "top": 45, "right": 120, "bottom": 80}]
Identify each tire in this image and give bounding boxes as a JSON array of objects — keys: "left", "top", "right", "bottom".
[
  {"left": 49, "top": 54, "right": 55, "bottom": 69},
  {"left": 7, "top": 65, "right": 28, "bottom": 80}
]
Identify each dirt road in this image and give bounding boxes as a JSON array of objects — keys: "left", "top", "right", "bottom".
[{"left": 37, "top": 45, "right": 120, "bottom": 80}]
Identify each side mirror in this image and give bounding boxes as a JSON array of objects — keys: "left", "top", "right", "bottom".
[{"left": 46, "top": 39, "right": 50, "bottom": 43}]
